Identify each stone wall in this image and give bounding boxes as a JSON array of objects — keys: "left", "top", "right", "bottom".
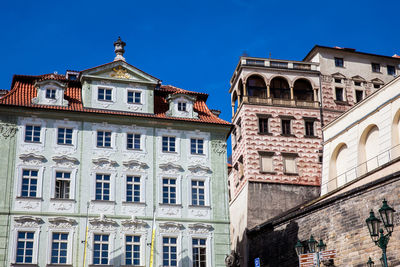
[{"left": 247, "top": 172, "right": 400, "bottom": 267}]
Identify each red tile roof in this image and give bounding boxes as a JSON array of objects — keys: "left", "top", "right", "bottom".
[{"left": 0, "top": 74, "right": 230, "bottom": 125}]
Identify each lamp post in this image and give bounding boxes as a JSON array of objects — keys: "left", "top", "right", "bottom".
[
  {"left": 366, "top": 257, "right": 374, "bottom": 267},
  {"left": 365, "top": 199, "right": 396, "bottom": 267},
  {"left": 295, "top": 235, "right": 326, "bottom": 267}
]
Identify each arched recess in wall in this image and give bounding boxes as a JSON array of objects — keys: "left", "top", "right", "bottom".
[
  {"left": 391, "top": 109, "right": 400, "bottom": 159},
  {"left": 238, "top": 79, "right": 244, "bottom": 103},
  {"left": 329, "top": 143, "right": 348, "bottom": 192},
  {"left": 246, "top": 75, "right": 267, "bottom": 98},
  {"left": 358, "top": 124, "right": 380, "bottom": 175},
  {"left": 270, "top": 76, "right": 290, "bottom": 99},
  {"left": 293, "top": 78, "right": 314, "bottom": 101},
  {"left": 232, "top": 91, "right": 238, "bottom": 115}
]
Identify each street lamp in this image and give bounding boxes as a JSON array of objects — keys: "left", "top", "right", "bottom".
[
  {"left": 366, "top": 257, "right": 374, "bottom": 267},
  {"left": 317, "top": 239, "right": 326, "bottom": 252},
  {"left": 295, "top": 240, "right": 304, "bottom": 256},
  {"left": 308, "top": 235, "right": 318, "bottom": 253},
  {"left": 365, "top": 199, "right": 396, "bottom": 267}
]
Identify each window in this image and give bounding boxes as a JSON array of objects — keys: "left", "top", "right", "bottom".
[
  {"left": 97, "top": 131, "right": 111, "bottom": 148},
  {"left": 190, "top": 138, "right": 204, "bottom": 154},
  {"left": 125, "top": 235, "right": 140, "bottom": 266},
  {"left": 373, "top": 84, "right": 381, "bottom": 89},
  {"left": 283, "top": 155, "right": 297, "bottom": 174},
  {"left": 238, "top": 156, "right": 244, "bottom": 179},
  {"left": 387, "top": 65, "right": 396, "bottom": 76},
  {"left": 236, "top": 119, "right": 242, "bottom": 140},
  {"left": 162, "top": 237, "right": 177, "bottom": 267},
  {"left": 259, "top": 153, "right": 273, "bottom": 173},
  {"left": 231, "top": 128, "right": 237, "bottom": 148},
  {"left": 21, "top": 169, "right": 38, "bottom": 197},
  {"left": 126, "top": 176, "right": 140, "bottom": 202},
  {"left": 305, "top": 121, "right": 315, "bottom": 137},
  {"left": 55, "top": 171, "right": 71, "bottom": 199},
  {"left": 192, "top": 238, "right": 206, "bottom": 267},
  {"left": 178, "top": 102, "right": 187, "bottom": 111},
  {"left": 335, "top": 87, "right": 344, "bottom": 101},
  {"left": 162, "top": 136, "right": 176, "bottom": 152},
  {"left": 127, "top": 134, "right": 141, "bottom": 150},
  {"left": 191, "top": 180, "right": 205, "bottom": 206},
  {"left": 98, "top": 88, "right": 112, "bottom": 101},
  {"left": 334, "top": 78, "right": 342, "bottom": 83},
  {"left": 355, "top": 90, "right": 363, "bottom": 103},
  {"left": 162, "top": 178, "right": 176, "bottom": 204},
  {"left": 258, "top": 117, "right": 269, "bottom": 134},
  {"left": 127, "top": 91, "right": 141, "bottom": 104},
  {"left": 25, "top": 125, "right": 41, "bottom": 143},
  {"left": 16, "top": 231, "right": 34, "bottom": 263},
  {"left": 371, "top": 63, "right": 380, "bottom": 73},
  {"left": 281, "top": 119, "right": 291, "bottom": 135},
  {"left": 95, "top": 174, "right": 110, "bottom": 201},
  {"left": 51, "top": 233, "right": 68, "bottom": 264},
  {"left": 334, "top": 57, "right": 344, "bottom": 67},
  {"left": 354, "top": 81, "right": 361, "bottom": 86},
  {"left": 57, "top": 128, "right": 73, "bottom": 145},
  {"left": 46, "top": 88, "right": 56, "bottom": 99},
  {"left": 93, "top": 234, "right": 109, "bottom": 265}
]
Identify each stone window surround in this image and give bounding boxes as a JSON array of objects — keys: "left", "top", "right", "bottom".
[
  {"left": 158, "top": 129, "right": 181, "bottom": 155},
  {"left": 91, "top": 123, "right": 118, "bottom": 151},
  {"left": 126, "top": 88, "right": 144, "bottom": 105},
  {"left": 303, "top": 117, "right": 318, "bottom": 138},
  {"left": 186, "top": 131, "right": 210, "bottom": 158},
  {"left": 87, "top": 231, "right": 116, "bottom": 266},
  {"left": 121, "top": 233, "right": 146, "bottom": 266},
  {"left": 157, "top": 232, "right": 182, "bottom": 267},
  {"left": 11, "top": 223, "right": 41, "bottom": 265},
  {"left": 121, "top": 171, "right": 147, "bottom": 204},
  {"left": 158, "top": 173, "right": 182, "bottom": 206},
  {"left": 96, "top": 85, "right": 114, "bottom": 102},
  {"left": 50, "top": 167, "right": 78, "bottom": 200},
  {"left": 19, "top": 117, "right": 46, "bottom": 147},
  {"left": 46, "top": 227, "right": 75, "bottom": 265},
  {"left": 15, "top": 165, "right": 44, "bottom": 199},
  {"left": 257, "top": 114, "right": 272, "bottom": 135},
  {"left": 53, "top": 120, "right": 79, "bottom": 149},
  {"left": 279, "top": 115, "right": 295, "bottom": 137},
  {"left": 187, "top": 175, "right": 211, "bottom": 207},
  {"left": 90, "top": 171, "right": 117, "bottom": 202},
  {"left": 188, "top": 234, "right": 212, "bottom": 267},
  {"left": 121, "top": 125, "right": 148, "bottom": 154}
]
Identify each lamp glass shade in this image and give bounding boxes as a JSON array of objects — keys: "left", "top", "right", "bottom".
[
  {"left": 317, "top": 239, "right": 326, "bottom": 252},
  {"left": 367, "top": 257, "right": 374, "bottom": 267},
  {"left": 379, "top": 199, "right": 395, "bottom": 234},
  {"left": 294, "top": 240, "right": 304, "bottom": 256},
  {"left": 308, "top": 235, "right": 317, "bottom": 253},
  {"left": 366, "top": 210, "right": 381, "bottom": 242}
]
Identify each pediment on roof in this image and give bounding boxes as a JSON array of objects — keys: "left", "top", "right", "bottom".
[
  {"left": 80, "top": 60, "right": 160, "bottom": 85},
  {"left": 352, "top": 75, "right": 365, "bottom": 81},
  {"left": 371, "top": 78, "right": 384, "bottom": 84},
  {"left": 331, "top": 72, "right": 346, "bottom": 79}
]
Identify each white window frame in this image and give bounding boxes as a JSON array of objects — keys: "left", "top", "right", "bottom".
[
  {"left": 88, "top": 232, "right": 115, "bottom": 266},
  {"left": 97, "top": 86, "right": 114, "bottom": 102},
  {"left": 53, "top": 120, "right": 78, "bottom": 150},
  {"left": 124, "top": 174, "right": 144, "bottom": 203},
  {"left": 92, "top": 123, "right": 117, "bottom": 151},
  {"left": 96, "top": 130, "right": 112, "bottom": 148},
  {"left": 126, "top": 89, "right": 143, "bottom": 104},
  {"left": 16, "top": 165, "right": 44, "bottom": 198},
  {"left": 162, "top": 135, "right": 177, "bottom": 153},
  {"left": 123, "top": 234, "right": 142, "bottom": 266},
  {"left": 159, "top": 174, "right": 182, "bottom": 205},
  {"left": 283, "top": 154, "right": 298, "bottom": 174},
  {"left": 158, "top": 234, "right": 182, "bottom": 267},
  {"left": 90, "top": 172, "right": 116, "bottom": 202},
  {"left": 46, "top": 88, "right": 57, "bottom": 99},
  {"left": 186, "top": 131, "right": 210, "bottom": 159},
  {"left": 127, "top": 133, "right": 142, "bottom": 150},
  {"left": 188, "top": 176, "right": 210, "bottom": 207},
  {"left": 11, "top": 226, "right": 40, "bottom": 265},
  {"left": 190, "top": 138, "right": 204, "bottom": 155},
  {"left": 50, "top": 167, "right": 77, "bottom": 200},
  {"left": 121, "top": 125, "right": 147, "bottom": 154},
  {"left": 120, "top": 229, "right": 147, "bottom": 267},
  {"left": 189, "top": 234, "right": 212, "bottom": 267},
  {"left": 47, "top": 228, "right": 74, "bottom": 265},
  {"left": 24, "top": 124, "right": 42, "bottom": 143},
  {"left": 177, "top": 101, "right": 187, "bottom": 112},
  {"left": 19, "top": 117, "right": 46, "bottom": 149}
]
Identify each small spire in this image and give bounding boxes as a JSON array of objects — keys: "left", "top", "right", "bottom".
[{"left": 114, "top": 37, "right": 126, "bottom": 61}]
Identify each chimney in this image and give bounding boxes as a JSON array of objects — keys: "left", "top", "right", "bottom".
[
  {"left": 114, "top": 37, "right": 126, "bottom": 61},
  {"left": 211, "top": 109, "right": 221, "bottom": 117}
]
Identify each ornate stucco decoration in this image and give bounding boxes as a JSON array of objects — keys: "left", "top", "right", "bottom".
[
  {"left": 321, "top": 75, "right": 333, "bottom": 83},
  {"left": 53, "top": 155, "right": 79, "bottom": 167},
  {"left": 159, "top": 162, "right": 184, "bottom": 173},
  {"left": 211, "top": 140, "right": 227, "bottom": 155},
  {"left": 0, "top": 123, "right": 18, "bottom": 139},
  {"left": 159, "top": 222, "right": 184, "bottom": 233},
  {"left": 121, "top": 218, "right": 148, "bottom": 231},
  {"left": 188, "top": 164, "right": 212, "bottom": 174},
  {"left": 14, "top": 216, "right": 44, "bottom": 228},
  {"left": 122, "top": 160, "right": 149, "bottom": 171},
  {"left": 89, "top": 216, "right": 118, "bottom": 231},
  {"left": 92, "top": 158, "right": 119, "bottom": 169},
  {"left": 19, "top": 153, "right": 47, "bottom": 164},
  {"left": 110, "top": 66, "right": 131, "bottom": 79},
  {"left": 188, "top": 223, "right": 213, "bottom": 234},
  {"left": 48, "top": 217, "right": 77, "bottom": 228}
]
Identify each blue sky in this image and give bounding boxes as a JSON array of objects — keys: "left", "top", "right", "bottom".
[{"left": 1, "top": 0, "right": 400, "bottom": 130}]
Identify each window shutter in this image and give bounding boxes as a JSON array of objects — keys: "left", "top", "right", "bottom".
[
  {"left": 284, "top": 157, "right": 297, "bottom": 174},
  {"left": 261, "top": 155, "right": 273, "bottom": 172}
]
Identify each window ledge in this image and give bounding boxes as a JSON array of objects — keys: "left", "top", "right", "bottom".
[
  {"left": 50, "top": 198, "right": 75, "bottom": 202},
  {"left": 258, "top": 132, "right": 272, "bottom": 136},
  {"left": 126, "top": 148, "right": 142, "bottom": 152},
  {"left": 24, "top": 141, "right": 42, "bottom": 144},
  {"left": 46, "top": 265, "right": 73, "bottom": 267},
  {"left": 304, "top": 135, "right": 318, "bottom": 139},
  {"left": 89, "top": 265, "right": 114, "bottom": 267},
  {"left": 11, "top": 264, "right": 38, "bottom": 267},
  {"left": 190, "top": 153, "right": 205, "bottom": 156},
  {"left": 161, "top": 151, "right": 178, "bottom": 154},
  {"left": 96, "top": 146, "right": 113, "bottom": 149},
  {"left": 91, "top": 200, "right": 116, "bottom": 204},
  {"left": 16, "top": 197, "right": 42, "bottom": 200},
  {"left": 159, "top": 203, "right": 182, "bottom": 207},
  {"left": 122, "top": 201, "right": 146, "bottom": 205},
  {"left": 284, "top": 172, "right": 299, "bottom": 176},
  {"left": 56, "top": 143, "right": 74, "bottom": 146},
  {"left": 188, "top": 205, "right": 211, "bottom": 209},
  {"left": 260, "top": 171, "right": 276, "bottom": 175},
  {"left": 281, "top": 134, "right": 295, "bottom": 137},
  {"left": 334, "top": 100, "right": 350, "bottom": 106}
]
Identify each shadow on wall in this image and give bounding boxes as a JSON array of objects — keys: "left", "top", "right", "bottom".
[{"left": 247, "top": 220, "right": 300, "bottom": 267}]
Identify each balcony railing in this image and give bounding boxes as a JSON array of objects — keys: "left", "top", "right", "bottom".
[
  {"left": 246, "top": 96, "right": 319, "bottom": 108},
  {"left": 323, "top": 144, "right": 400, "bottom": 194},
  {"left": 242, "top": 58, "right": 319, "bottom": 71}
]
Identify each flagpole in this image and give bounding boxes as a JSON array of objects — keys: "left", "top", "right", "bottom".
[{"left": 149, "top": 206, "right": 156, "bottom": 267}]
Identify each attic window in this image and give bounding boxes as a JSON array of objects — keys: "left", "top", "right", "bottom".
[
  {"left": 354, "top": 81, "right": 361, "bottom": 86},
  {"left": 46, "top": 89, "right": 56, "bottom": 99},
  {"left": 98, "top": 88, "right": 112, "bottom": 101},
  {"left": 178, "top": 102, "right": 187, "bottom": 111},
  {"left": 127, "top": 91, "right": 141, "bottom": 104}
]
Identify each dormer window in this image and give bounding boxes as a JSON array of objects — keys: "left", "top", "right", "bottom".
[
  {"left": 178, "top": 102, "right": 187, "bottom": 111},
  {"left": 127, "top": 91, "right": 141, "bottom": 104},
  {"left": 46, "top": 88, "right": 56, "bottom": 99},
  {"left": 98, "top": 88, "right": 112, "bottom": 101}
]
